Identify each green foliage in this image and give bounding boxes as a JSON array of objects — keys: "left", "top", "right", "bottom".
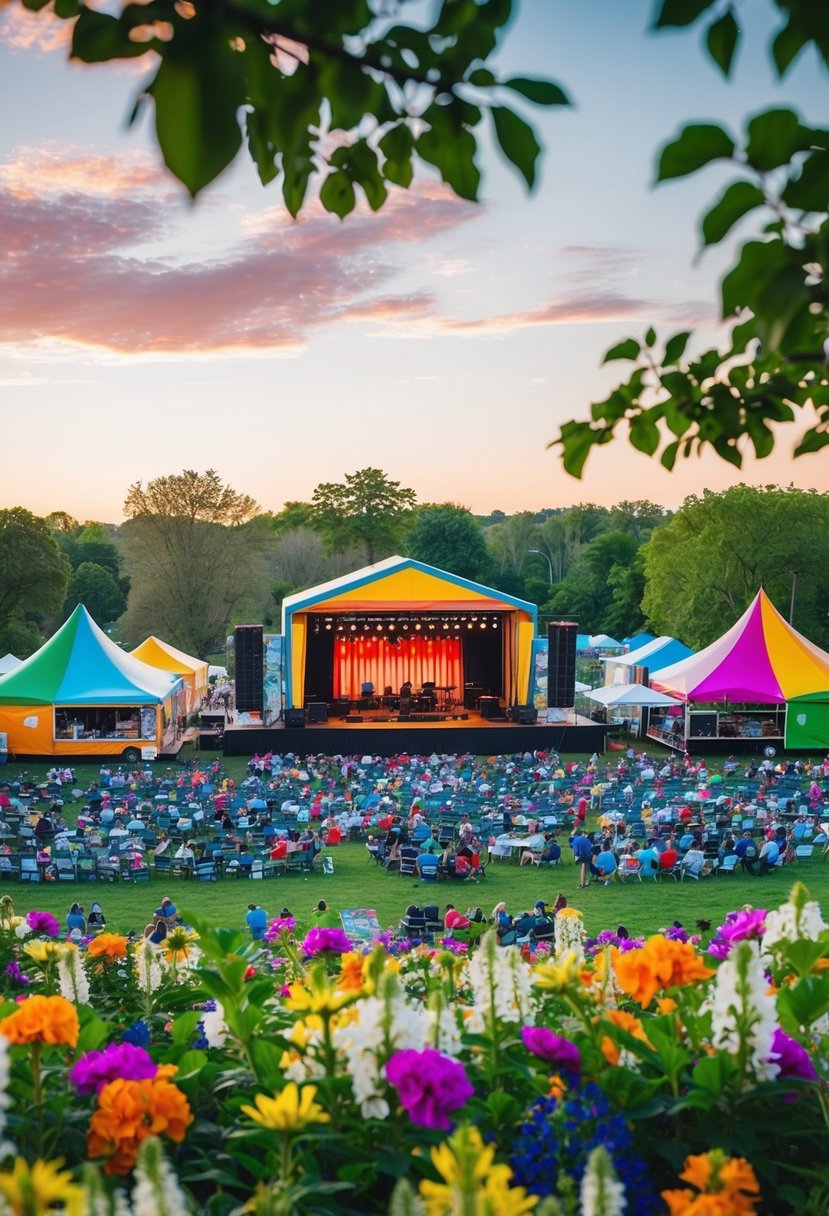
[
  {"left": 404, "top": 504, "right": 490, "bottom": 581},
  {"left": 58, "top": 0, "right": 566, "bottom": 204},
  {"left": 310, "top": 467, "right": 417, "bottom": 565},
  {"left": 640, "top": 485, "right": 829, "bottom": 648},
  {"left": 553, "top": 13, "right": 829, "bottom": 475},
  {"left": 0, "top": 509, "right": 71, "bottom": 656},
  {"left": 64, "top": 562, "right": 128, "bottom": 626}
]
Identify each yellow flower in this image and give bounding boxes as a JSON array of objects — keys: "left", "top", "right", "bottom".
[
  {"left": 0, "top": 1156, "right": 83, "bottom": 1216},
  {"left": 164, "top": 928, "right": 199, "bottom": 964},
  {"left": 533, "top": 948, "right": 584, "bottom": 993},
  {"left": 285, "top": 971, "right": 354, "bottom": 1014},
  {"left": 22, "top": 940, "right": 65, "bottom": 964},
  {"left": 240, "top": 1083, "right": 330, "bottom": 1131},
  {"left": 419, "top": 1125, "right": 537, "bottom": 1216}
]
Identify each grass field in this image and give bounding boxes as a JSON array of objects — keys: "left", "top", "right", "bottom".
[{"left": 6, "top": 748, "right": 828, "bottom": 941}]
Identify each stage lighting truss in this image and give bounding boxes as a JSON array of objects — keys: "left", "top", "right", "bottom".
[{"left": 315, "top": 612, "right": 502, "bottom": 636}]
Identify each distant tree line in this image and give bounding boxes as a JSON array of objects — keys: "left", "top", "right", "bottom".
[{"left": 2, "top": 473, "right": 827, "bottom": 659}]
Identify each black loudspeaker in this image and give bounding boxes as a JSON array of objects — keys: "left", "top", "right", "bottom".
[
  {"left": 284, "top": 708, "right": 306, "bottom": 728},
  {"left": 548, "top": 621, "right": 578, "bottom": 708},
  {"left": 235, "top": 625, "right": 263, "bottom": 713},
  {"left": 463, "top": 684, "right": 484, "bottom": 710},
  {"left": 345, "top": 715, "right": 364, "bottom": 723},
  {"left": 479, "top": 696, "right": 501, "bottom": 719},
  {"left": 511, "top": 705, "right": 538, "bottom": 725},
  {"left": 306, "top": 702, "right": 328, "bottom": 724}
]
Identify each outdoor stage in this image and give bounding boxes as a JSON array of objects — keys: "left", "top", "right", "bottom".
[{"left": 221, "top": 710, "right": 608, "bottom": 759}]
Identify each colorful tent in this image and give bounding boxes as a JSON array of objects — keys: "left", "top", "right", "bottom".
[
  {"left": 281, "top": 555, "right": 537, "bottom": 708},
  {"left": 651, "top": 590, "right": 829, "bottom": 704},
  {"left": 0, "top": 606, "right": 183, "bottom": 758},
  {"left": 603, "top": 635, "right": 694, "bottom": 685},
  {"left": 131, "top": 636, "right": 209, "bottom": 712}
]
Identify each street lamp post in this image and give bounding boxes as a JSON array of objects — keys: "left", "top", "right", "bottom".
[{"left": 528, "top": 549, "right": 553, "bottom": 584}]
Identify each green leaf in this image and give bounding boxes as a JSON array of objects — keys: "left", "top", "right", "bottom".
[
  {"left": 705, "top": 10, "right": 739, "bottom": 76},
  {"left": 664, "top": 330, "right": 692, "bottom": 364},
  {"left": 320, "top": 169, "right": 356, "bottom": 218},
  {"left": 630, "top": 413, "right": 660, "bottom": 455},
  {"left": 772, "top": 22, "right": 807, "bottom": 76},
  {"left": 416, "top": 120, "right": 480, "bottom": 201},
  {"left": 661, "top": 439, "right": 680, "bottom": 469},
  {"left": 781, "top": 148, "right": 829, "bottom": 212},
  {"left": 795, "top": 428, "right": 829, "bottom": 456},
  {"left": 701, "top": 179, "right": 766, "bottom": 246},
  {"left": 657, "top": 123, "right": 735, "bottom": 182},
  {"left": 603, "top": 338, "right": 641, "bottom": 363},
  {"left": 71, "top": 8, "right": 149, "bottom": 62},
  {"left": 149, "top": 36, "right": 244, "bottom": 196},
  {"left": 468, "top": 67, "right": 496, "bottom": 86},
  {"left": 744, "top": 108, "right": 817, "bottom": 173},
  {"left": 54, "top": 0, "right": 80, "bottom": 20},
  {"left": 491, "top": 106, "right": 541, "bottom": 189},
  {"left": 555, "top": 420, "right": 599, "bottom": 478},
  {"left": 503, "top": 77, "right": 570, "bottom": 106},
  {"left": 379, "top": 123, "right": 415, "bottom": 189},
  {"left": 644, "top": 326, "right": 656, "bottom": 348},
  {"left": 653, "top": 0, "right": 717, "bottom": 28},
  {"left": 388, "top": 1178, "right": 424, "bottom": 1216}
]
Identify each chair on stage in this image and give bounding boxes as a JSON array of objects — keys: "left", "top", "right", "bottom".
[
  {"left": 382, "top": 685, "right": 398, "bottom": 711},
  {"left": 359, "top": 682, "right": 378, "bottom": 711},
  {"left": 420, "top": 681, "right": 437, "bottom": 711}
]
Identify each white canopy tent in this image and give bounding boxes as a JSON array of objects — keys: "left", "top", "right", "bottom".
[
  {"left": 585, "top": 683, "right": 682, "bottom": 708},
  {"left": 0, "top": 655, "right": 20, "bottom": 676}
]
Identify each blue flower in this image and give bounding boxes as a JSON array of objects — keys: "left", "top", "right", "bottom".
[
  {"left": 122, "top": 1019, "right": 151, "bottom": 1049},
  {"left": 510, "top": 1083, "right": 657, "bottom": 1212}
]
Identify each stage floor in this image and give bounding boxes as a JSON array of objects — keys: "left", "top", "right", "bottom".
[{"left": 221, "top": 711, "right": 608, "bottom": 758}]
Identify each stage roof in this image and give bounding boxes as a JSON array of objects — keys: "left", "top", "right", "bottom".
[
  {"left": 0, "top": 606, "right": 183, "bottom": 706},
  {"left": 652, "top": 589, "right": 829, "bottom": 704},
  {"left": 282, "top": 556, "right": 537, "bottom": 626}
]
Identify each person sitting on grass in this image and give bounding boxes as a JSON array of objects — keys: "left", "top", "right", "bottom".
[{"left": 594, "top": 844, "right": 618, "bottom": 885}]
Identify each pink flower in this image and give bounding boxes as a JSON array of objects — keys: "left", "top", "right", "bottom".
[
  {"left": 301, "top": 927, "right": 352, "bottom": 956},
  {"left": 25, "top": 910, "right": 60, "bottom": 938},
  {"left": 769, "top": 1028, "right": 818, "bottom": 1101},
  {"left": 521, "top": 1026, "right": 581, "bottom": 1075},
  {"left": 386, "top": 1048, "right": 473, "bottom": 1130},
  {"left": 70, "top": 1043, "right": 157, "bottom": 1095}
]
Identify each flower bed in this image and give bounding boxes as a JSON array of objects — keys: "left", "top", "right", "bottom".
[{"left": 0, "top": 883, "right": 825, "bottom": 1214}]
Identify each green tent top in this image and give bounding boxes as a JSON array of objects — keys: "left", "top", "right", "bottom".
[{"left": 0, "top": 605, "right": 183, "bottom": 706}]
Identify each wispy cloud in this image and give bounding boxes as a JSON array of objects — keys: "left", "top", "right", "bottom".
[
  {"left": 0, "top": 159, "right": 481, "bottom": 355},
  {"left": 0, "top": 4, "right": 72, "bottom": 52}
]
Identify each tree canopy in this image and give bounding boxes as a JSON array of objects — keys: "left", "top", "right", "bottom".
[
  {"left": 0, "top": 509, "right": 71, "bottom": 656},
  {"left": 121, "top": 469, "right": 268, "bottom": 654},
  {"left": 310, "top": 467, "right": 417, "bottom": 565},
  {"left": 641, "top": 484, "right": 829, "bottom": 649},
  {"left": 404, "top": 503, "right": 489, "bottom": 581}
]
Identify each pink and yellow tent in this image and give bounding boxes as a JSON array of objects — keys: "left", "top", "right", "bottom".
[{"left": 652, "top": 590, "right": 829, "bottom": 706}]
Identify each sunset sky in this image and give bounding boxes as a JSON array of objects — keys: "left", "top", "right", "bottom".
[{"left": 0, "top": 0, "right": 825, "bottom": 524}]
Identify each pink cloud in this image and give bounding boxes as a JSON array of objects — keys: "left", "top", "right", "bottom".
[
  {"left": 0, "top": 3, "right": 72, "bottom": 52},
  {"left": 0, "top": 167, "right": 480, "bottom": 353},
  {"left": 0, "top": 145, "right": 167, "bottom": 200}
]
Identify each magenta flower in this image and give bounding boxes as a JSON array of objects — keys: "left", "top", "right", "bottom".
[
  {"left": 721, "top": 908, "right": 767, "bottom": 943},
  {"left": 770, "top": 1028, "right": 818, "bottom": 1101},
  {"left": 4, "top": 961, "right": 29, "bottom": 987},
  {"left": 25, "top": 910, "right": 60, "bottom": 938},
  {"left": 386, "top": 1048, "right": 473, "bottom": 1130},
  {"left": 69, "top": 1043, "right": 157, "bottom": 1095},
  {"left": 521, "top": 1026, "right": 581, "bottom": 1075},
  {"left": 264, "top": 916, "right": 296, "bottom": 942},
  {"left": 301, "top": 926, "right": 353, "bottom": 956}
]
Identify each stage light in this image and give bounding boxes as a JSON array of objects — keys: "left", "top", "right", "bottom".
[
  {"left": 363, "top": 624, "right": 370, "bottom": 632},
  {"left": 442, "top": 622, "right": 449, "bottom": 630},
  {"left": 402, "top": 623, "right": 409, "bottom": 631},
  {"left": 325, "top": 622, "right": 332, "bottom": 631},
  {"left": 350, "top": 624, "right": 357, "bottom": 632},
  {"left": 471, "top": 614, "right": 478, "bottom": 621},
  {"left": 467, "top": 623, "right": 473, "bottom": 630},
  {"left": 415, "top": 623, "right": 422, "bottom": 631},
  {"left": 481, "top": 622, "right": 487, "bottom": 629},
  {"left": 376, "top": 624, "right": 383, "bottom": 632},
  {"left": 428, "top": 623, "right": 435, "bottom": 631},
  {"left": 454, "top": 624, "right": 460, "bottom": 631},
  {"left": 493, "top": 620, "right": 499, "bottom": 630}
]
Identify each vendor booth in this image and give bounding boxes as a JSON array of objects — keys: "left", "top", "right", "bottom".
[
  {"left": 648, "top": 590, "right": 829, "bottom": 750},
  {"left": 0, "top": 605, "right": 184, "bottom": 759},
  {"left": 281, "top": 556, "right": 537, "bottom": 711},
  {"left": 130, "top": 636, "right": 209, "bottom": 713}
]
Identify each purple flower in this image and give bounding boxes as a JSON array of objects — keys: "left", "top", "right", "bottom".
[
  {"left": 69, "top": 1043, "right": 157, "bottom": 1095},
  {"left": 439, "top": 937, "right": 469, "bottom": 955},
  {"left": 521, "top": 1027, "right": 581, "bottom": 1075},
  {"left": 770, "top": 1028, "right": 818, "bottom": 1101},
  {"left": 386, "top": 1048, "right": 473, "bottom": 1130},
  {"left": 721, "top": 908, "right": 767, "bottom": 944},
  {"left": 301, "top": 926, "right": 353, "bottom": 956},
  {"left": 264, "top": 916, "right": 296, "bottom": 942},
  {"left": 25, "top": 910, "right": 60, "bottom": 938},
  {"left": 4, "top": 961, "right": 29, "bottom": 987}
]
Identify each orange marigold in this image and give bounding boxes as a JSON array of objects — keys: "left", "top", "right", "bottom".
[
  {"left": 663, "top": 1150, "right": 761, "bottom": 1216},
  {"left": 87, "top": 933, "right": 129, "bottom": 960},
  {"left": 337, "top": 952, "right": 366, "bottom": 992},
  {"left": 600, "top": 1007, "right": 651, "bottom": 1066},
  {"left": 87, "top": 1063, "right": 192, "bottom": 1175},
  {"left": 0, "top": 994, "right": 79, "bottom": 1047},
  {"left": 612, "top": 935, "right": 714, "bottom": 1008}
]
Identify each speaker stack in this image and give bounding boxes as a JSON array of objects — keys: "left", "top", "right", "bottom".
[
  {"left": 510, "top": 705, "right": 538, "bottom": 725},
  {"left": 284, "top": 708, "right": 306, "bottom": 728},
  {"left": 548, "top": 621, "right": 578, "bottom": 708},
  {"left": 234, "top": 625, "right": 264, "bottom": 713},
  {"left": 306, "top": 702, "right": 329, "bottom": 724}
]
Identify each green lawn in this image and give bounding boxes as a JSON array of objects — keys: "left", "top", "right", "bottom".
[{"left": 7, "top": 750, "right": 827, "bottom": 941}]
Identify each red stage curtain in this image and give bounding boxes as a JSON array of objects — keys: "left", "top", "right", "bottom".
[{"left": 333, "top": 636, "right": 463, "bottom": 701}]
